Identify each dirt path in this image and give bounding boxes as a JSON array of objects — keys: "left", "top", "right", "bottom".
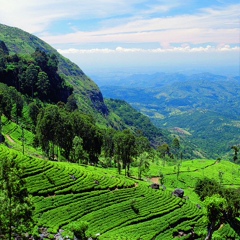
[
  {"left": 5, "top": 135, "right": 15, "bottom": 143},
  {"left": 151, "top": 177, "right": 160, "bottom": 184}
]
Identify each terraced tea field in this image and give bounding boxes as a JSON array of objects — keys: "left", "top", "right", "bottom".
[{"left": 0, "top": 146, "right": 239, "bottom": 239}]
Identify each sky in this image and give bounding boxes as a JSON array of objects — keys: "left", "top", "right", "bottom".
[{"left": 0, "top": 0, "right": 240, "bottom": 76}]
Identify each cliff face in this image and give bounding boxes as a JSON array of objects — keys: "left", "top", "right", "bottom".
[{"left": 0, "top": 23, "right": 108, "bottom": 116}]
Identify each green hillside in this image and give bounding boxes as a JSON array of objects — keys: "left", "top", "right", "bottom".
[
  {"left": 0, "top": 23, "right": 108, "bottom": 116},
  {"left": 0, "top": 145, "right": 207, "bottom": 239},
  {"left": 0, "top": 23, "right": 169, "bottom": 145},
  {"left": 1, "top": 145, "right": 240, "bottom": 239}
]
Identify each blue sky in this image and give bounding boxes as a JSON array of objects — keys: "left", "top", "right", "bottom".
[{"left": 0, "top": 0, "right": 239, "bottom": 75}]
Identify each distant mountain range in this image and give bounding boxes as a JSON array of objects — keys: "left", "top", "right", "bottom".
[{"left": 99, "top": 72, "right": 240, "bottom": 158}]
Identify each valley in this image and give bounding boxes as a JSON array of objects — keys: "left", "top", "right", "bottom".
[{"left": 98, "top": 72, "right": 240, "bottom": 159}]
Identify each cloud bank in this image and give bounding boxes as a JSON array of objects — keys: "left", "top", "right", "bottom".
[{"left": 58, "top": 45, "right": 240, "bottom": 54}]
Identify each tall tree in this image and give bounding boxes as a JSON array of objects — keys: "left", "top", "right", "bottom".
[
  {"left": 0, "top": 156, "right": 33, "bottom": 239},
  {"left": 24, "top": 64, "right": 39, "bottom": 97},
  {"left": 137, "top": 152, "right": 150, "bottom": 179},
  {"left": 172, "top": 137, "right": 180, "bottom": 159},
  {"left": 36, "top": 71, "right": 50, "bottom": 99},
  {"left": 8, "top": 86, "right": 24, "bottom": 124},
  {"left": 71, "top": 111, "right": 102, "bottom": 164},
  {"left": 231, "top": 146, "right": 239, "bottom": 163},
  {"left": 204, "top": 194, "right": 227, "bottom": 240},
  {"left": 114, "top": 129, "right": 136, "bottom": 176},
  {"left": 28, "top": 102, "right": 40, "bottom": 126},
  {"left": 36, "top": 105, "right": 61, "bottom": 159}
]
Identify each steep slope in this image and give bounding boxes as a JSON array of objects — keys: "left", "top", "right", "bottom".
[{"left": 0, "top": 23, "right": 108, "bottom": 116}]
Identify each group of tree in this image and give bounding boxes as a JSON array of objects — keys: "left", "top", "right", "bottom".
[
  {"left": 0, "top": 156, "right": 33, "bottom": 239},
  {"left": 0, "top": 41, "right": 73, "bottom": 103},
  {"left": 0, "top": 83, "right": 24, "bottom": 123},
  {"left": 194, "top": 178, "right": 240, "bottom": 239},
  {"left": 102, "top": 128, "right": 151, "bottom": 176},
  {"left": 35, "top": 103, "right": 152, "bottom": 176},
  {"left": 35, "top": 104, "right": 102, "bottom": 163},
  {"left": 157, "top": 137, "right": 181, "bottom": 161}
]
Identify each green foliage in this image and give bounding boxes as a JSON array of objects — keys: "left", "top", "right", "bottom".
[
  {"left": 0, "top": 23, "right": 109, "bottom": 119},
  {"left": 0, "top": 146, "right": 208, "bottom": 239},
  {"left": 136, "top": 152, "right": 150, "bottom": 179},
  {"left": 68, "top": 221, "right": 89, "bottom": 240},
  {"left": 204, "top": 194, "right": 227, "bottom": 224},
  {"left": 0, "top": 155, "right": 34, "bottom": 239},
  {"left": 203, "top": 194, "right": 227, "bottom": 240},
  {"left": 194, "top": 178, "right": 222, "bottom": 201},
  {"left": 113, "top": 129, "right": 137, "bottom": 176},
  {"left": 0, "top": 46, "right": 73, "bottom": 103},
  {"left": 105, "top": 99, "right": 169, "bottom": 147}
]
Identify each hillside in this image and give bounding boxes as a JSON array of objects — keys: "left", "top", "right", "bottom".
[
  {"left": 0, "top": 23, "right": 170, "bottom": 146},
  {"left": 1, "top": 144, "right": 240, "bottom": 239},
  {"left": 99, "top": 72, "right": 240, "bottom": 158},
  {"left": 0, "top": 23, "right": 108, "bottom": 116},
  {"left": 0, "top": 146, "right": 206, "bottom": 239}
]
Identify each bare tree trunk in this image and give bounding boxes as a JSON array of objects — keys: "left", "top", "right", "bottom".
[{"left": 205, "top": 221, "right": 215, "bottom": 240}]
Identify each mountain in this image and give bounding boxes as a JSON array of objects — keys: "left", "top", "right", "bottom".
[
  {"left": 0, "top": 23, "right": 108, "bottom": 116},
  {"left": 99, "top": 72, "right": 240, "bottom": 158},
  {"left": 0, "top": 23, "right": 171, "bottom": 147}
]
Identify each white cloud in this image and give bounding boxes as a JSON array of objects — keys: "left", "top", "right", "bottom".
[
  {"left": 57, "top": 45, "right": 240, "bottom": 54},
  {"left": 43, "top": 4, "right": 240, "bottom": 46},
  {"left": 0, "top": 1, "right": 239, "bottom": 47},
  {"left": 0, "top": 0, "right": 146, "bottom": 33}
]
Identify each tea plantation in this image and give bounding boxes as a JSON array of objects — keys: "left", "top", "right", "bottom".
[{"left": 0, "top": 145, "right": 212, "bottom": 239}]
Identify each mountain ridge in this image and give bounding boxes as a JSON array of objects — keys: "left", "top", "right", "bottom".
[{"left": 0, "top": 23, "right": 108, "bottom": 116}]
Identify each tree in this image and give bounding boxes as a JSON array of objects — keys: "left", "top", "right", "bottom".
[
  {"left": 0, "top": 157, "right": 33, "bottom": 239},
  {"left": 136, "top": 152, "right": 150, "bottom": 179},
  {"left": 71, "top": 111, "right": 102, "bottom": 164},
  {"left": 0, "top": 89, "right": 13, "bottom": 120},
  {"left": 114, "top": 129, "right": 136, "bottom": 176},
  {"left": 36, "top": 105, "right": 61, "bottom": 159},
  {"left": 57, "top": 109, "right": 74, "bottom": 161},
  {"left": 204, "top": 194, "right": 227, "bottom": 240},
  {"left": 70, "top": 136, "right": 88, "bottom": 164},
  {"left": 223, "top": 188, "right": 240, "bottom": 220},
  {"left": 24, "top": 64, "right": 39, "bottom": 97},
  {"left": 231, "top": 146, "right": 239, "bottom": 163},
  {"left": 28, "top": 102, "right": 40, "bottom": 126},
  {"left": 135, "top": 135, "right": 150, "bottom": 155},
  {"left": 194, "top": 178, "right": 222, "bottom": 201},
  {"left": 157, "top": 143, "right": 170, "bottom": 158},
  {"left": 8, "top": 86, "right": 24, "bottom": 124},
  {"left": 102, "top": 128, "right": 116, "bottom": 161},
  {"left": 172, "top": 137, "right": 180, "bottom": 159},
  {"left": 36, "top": 71, "right": 50, "bottom": 99},
  {"left": 65, "top": 94, "right": 78, "bottom": 112}
]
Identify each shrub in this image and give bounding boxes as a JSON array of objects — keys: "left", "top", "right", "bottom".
[{"left": 68, "top": 221, "right": 89, "bottom": 240}]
